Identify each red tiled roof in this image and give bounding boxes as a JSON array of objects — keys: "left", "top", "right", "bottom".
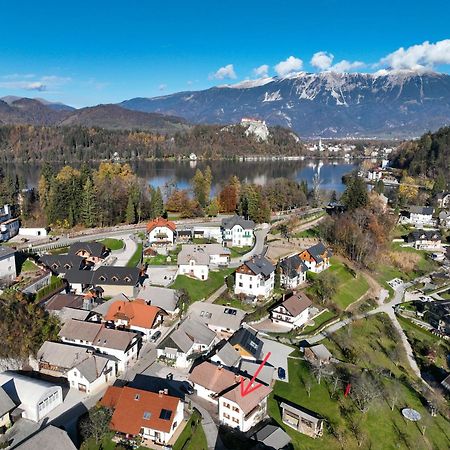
[
  {"left": 101, "top": 386, "right": 180, "bottom": 435},
  {"left": 104, "top": 299, "right": 164, "bottom": 329},
  {"left": 146, "top": 217, "right": 176, "bottom": 233}
]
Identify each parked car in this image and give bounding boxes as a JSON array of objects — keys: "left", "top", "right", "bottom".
[
  {"left": 180, "top": 381, "right": 194, "bottom": 395},
  {"left": 277, "top": 367, "right": 286, "bottom": 380},
  {"left": 151, "top": 330, "right": 161, "bottom": 342}
]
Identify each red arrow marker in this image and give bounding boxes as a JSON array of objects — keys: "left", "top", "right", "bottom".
[{"left": 240, "top": 351, "right": 272, "bottom": 398}]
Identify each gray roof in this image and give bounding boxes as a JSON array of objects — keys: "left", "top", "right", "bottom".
[
  {"left": 229, "top": 327, "right": 263, "bottom": 360},
  {"left": 239, "top": 359, "right": 274, "bottom": 386},
  {"left": 45, "top": 293, "right": 86, "bottom": 311},
  {"left": 37, "top": 341, "right": 94, "bottom": 370},
  {"left": 39, "top": 254, "right": 85, "bottom": 274},
  {"left": 177, "top": 244, "right": 230, "bottom": 265},
  {"left": 280, "top": 401, "right": 323, "bottom": 425},
  {"left": 306, "top": 242, "right": 330, "bottom": 263},
  {"left": 159, "top": 318, "right": 215, "bottom": 353},
  {"left": 92, "top": 293, "right": 130, "bottom": 316},
  {"left": 74, "top": 355, "right": 109, "bottom": 383},
  {"left": 189, "top": 302, "right": 245, "bottom": 332},
  {"left": 308, "top": 344, "right": 332, "bottom": 361},
  {"left": 222, "top": 215, "right": 256, "bottom": 230},
  {"left": 0, "top": 386, "right": 15, "bottom": 416},
  {"left": 14, "top": 425, "right": 76, "bottom": 450},
  {"left": 64, "top": 266, "right": 140, "bottom": 287},
  {"left": 68, "top": 241, "right": 107, "bottom": 258},
  {"left": 408, "top": 229, "right": 441, "bottom": 242},
  {"left": 0, "top": 245, "right": 15, "bottom": 259},
  {"left": 410, "top": 206, "right": 434, "bottom": 216},
  {"left": 211, "top": 340, "right": 241, "bottom": 367},
  {"left": 137, "top": 286, "right": 179, "bottom": 313},
  {"left": 244, "top": 255, "right": 275, "bottom": 277},
  {"left": 58, "top": 307, "right": 93, "bottom": 323},
  {"left": 279, "top": 254, "right": 308, "bottom": 279},
  {"left": 252, "top": 424, "right": 291, "bottom": 449}
]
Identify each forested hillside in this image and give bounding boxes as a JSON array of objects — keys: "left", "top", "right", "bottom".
[
  {"left": 0, "top": 123, "right": 305, "bottom": 162},
  {"left": 391, "top": 126, "right": 450, "bottom": 178}
]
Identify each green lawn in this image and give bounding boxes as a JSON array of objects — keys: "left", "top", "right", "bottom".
[
  {"left": 20, "top": 259, "right": 39, "bottom": 273},
  {"left": 300, "top": 310, "right": 336, "bottom": 335},
  {"left": 293, "top": 227, "right": 320, "bottom": 238},
  {"left": 97, "top": 238, "right": 124, "bottom": 250},
  {"left": 145, "top": 245, "right": 181, "bottom": 265},
  {"left": 228, "top": 245, "right": 252, "bottom": 258},
  {"left": 269, "top": 323, "right": 450, "bottom": 449},
  {"left": 173, "top": 410, "right": 207, "bottom": 450},
  {"left": 214, "top": 296, "right": 254, "bottom": 311},
  {"left": 171, "top": 268, "right": 234, "bottom": 302},
  {"left": 126, "top": 243, "right": 143, "bottom": 267},
  {"left": 48, "top": 246, "right": 70, "bottom": 255}
]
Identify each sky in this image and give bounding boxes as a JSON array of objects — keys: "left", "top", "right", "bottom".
[{"left": 0, "top": 0, "right": 449, "bottom": 107}]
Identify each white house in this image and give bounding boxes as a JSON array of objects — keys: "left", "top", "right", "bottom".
[
  {"left": 35, "top": 341, "right": 117, "bottom": 394},
  {"left": 189, "top": 361, "right": 271, "bottom": 432},
  {"left": 146, "top": 217, "right": 176, "bottom": 246},
  {"left": 101, "top": 386, "right": 184, "bottom": 446},
  {"left": 177, "top": 244, "right": 230, "bottom": 281},
  {"left": 407, "top": 230, "right": 442, "bottom": 251},
  {"left": 0, "top": 371, "right": 63, "bottom": 422},
  {"left": 0, "top": 205, "right": 19, "bottom": 242},
  {"left": 235, "top": 255, "right": 275, "bottom": 299},
  {"left": 278, "top": 254, "right": 308, "bottom": 289},
  {"left": 58, "top": 320, "right": 140, "bottom": 373},
  {"left": 157, "top": 318, "right": 216, "bottom": 368},
  {"left": 221, "top": 216, "right": 255, "bottom": 248},
  {"left": 0, "top": 246, "right": 16, "bottom": 285},
  {"left": 270, "top": 292, "right": 313, "bottom": 330},
  {"left": 436, "top": 192, "right": 450, "bottom": 209},
  {"left": 402, "top": 206, "right": 435, "bottom": 226}
]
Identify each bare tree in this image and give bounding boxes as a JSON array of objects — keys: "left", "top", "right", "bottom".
[
  {"left": 385, "top": 379, "right": 402, "bottom": 411},
  {"left": 351, "top": 373, "right": 382, "bottom": 413},
  {"left": 304, "top": 376, "right": 312, "bottom": 397}
]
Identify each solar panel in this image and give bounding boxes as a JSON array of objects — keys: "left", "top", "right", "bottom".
[{"left": 159, "top": 409, "right": 172, "bottom": 420}]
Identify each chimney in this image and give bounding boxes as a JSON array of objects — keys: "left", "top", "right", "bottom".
[
  {"left": 218, "top": 364, "right": 223, "bottom": 370},
  {"left": 158, "top": 390, "right": 164, "bottom": 397},
  {"left": 163, "top": 388, "right": 169, "bottom": 395}
]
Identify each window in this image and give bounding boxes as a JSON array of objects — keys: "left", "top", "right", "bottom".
[
  {"left": 135, "top": 394, "right": 141, "bottom": 401},
  {"left": 223, "top": 402, "right": 231, "bottom": 409},
  {"left": 143, "top": 411, "right": 151, "bottom": 420},
  {"left": 223, "top": 413, "right": 230, "bottom": 419},
  {"left": 238, "top": 282, "right": 243, "bottom": 287},
  {"left": 232, "top": 406, "right": 239, "bottom": 412},
  {"left": 159, "top": 409, "right": 172, "bottom": 420},
  {"left": 232, "top": 417, "right": 239, "bottom": 424}
]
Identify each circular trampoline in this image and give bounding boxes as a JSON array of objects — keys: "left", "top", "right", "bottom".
[{"left": 402, "top": 408, "right": 422, "bottom": 422}]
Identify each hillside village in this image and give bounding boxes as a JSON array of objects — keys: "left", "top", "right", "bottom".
[{"left": 0, "top": 160, "right": 450, "bottom": 450}]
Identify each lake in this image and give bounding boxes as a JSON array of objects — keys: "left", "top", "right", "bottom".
[{"left": 6, "top": 159, "right": 358, "bottom": 194}]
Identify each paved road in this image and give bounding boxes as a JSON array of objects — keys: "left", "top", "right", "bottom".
[{"left": 112, "top": 234, "right": 138, "bottom": 266}]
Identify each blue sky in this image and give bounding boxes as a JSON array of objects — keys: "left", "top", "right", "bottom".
[{"left": 0, "top": 0, "right": 449, "bottom": 107}]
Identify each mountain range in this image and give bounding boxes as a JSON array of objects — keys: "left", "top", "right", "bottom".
[
  {"left": 121, "top": 70, "right": 450, "bottom": 138},
  {"left": 1, "top": 70, "right": 450, "bottom": 138}
]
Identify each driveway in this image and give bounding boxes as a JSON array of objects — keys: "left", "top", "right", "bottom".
[{"left": 260, "top": 337, "right": 293, "bottom": 382}]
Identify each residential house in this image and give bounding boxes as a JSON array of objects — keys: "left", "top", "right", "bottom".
[
  {"left": 40, "top": 254, "right": 86, "bottom": 275},
  {"left": 68, "top": 241, "right": 109, "bottom": 264},
  {"left": 101, "top": 386, "right": 184, "bottom": 446},
  {"left": 59, "top": 319, "right": 140, "bottom": 372},
  {"left": 209, "top": 340, "right": 241, "bottom": 368},
  {"left": 176, "top": 229, "right": 192, "bottom": 243},
  {"left": 280, "top": 401, "right": 324, "bottom": 438},
  {"left": 189, "top": 361, "right": 271, "bottom": 432},
  {"left": 103, "top": 299, "right": 165, "bottom": 340},
  {"left": 407, "top": 230, "right": 442, "bottom": 250},
  {"left": 238, "top": 359, "right": 275, "bottom": 386},
  {"left": 235, "top": 255, "right": 275, "bottom": 299},
  {"left": 270, "top": 292, "right": 313, "bottom": 330},
  {"left": 228, "top": 326, "right": 264, "bottom": 361},
  {"left": 0, "top": 387, "right": 15, "bottom": 432},
  {"left": 438, "top": 210, "right": 450, "bottom": 228},
  {"left": 299, "top": 242, "right": 332, "bottom": 273},
  {"left": 441, "top": 374, "right": 450, "bottom": 392},
  {"left": 436, "top": 192, "right": 450, "bottom": 209},
  {"left": 45, "top": 292, "right": 95, "bottom": 312},
  {"left": 221, "top": 215, "right": 255, "bottom": 248},
  {"left": 147, "top": 217, "right": 176, "bottom": 246},
  {"left": 0, "top": 371, "right": 63, "bottom": 422},
  {"left": 304, "top": 344, "right": 333, "bottom": 366},
  {"left": 279, "top": 254, "right": 308, "bottom": 289},
  {"left": 64, "top": 266, "right": 141, "bottom": 297},
  {"left": 136, "top": 285, "right": 180, "bottom": 315},
  {"left": 177, "top": 244, "right": 230, "bottom": 281},
  {"left": 251, "top": 424, "right": 291, "bottom": 450},
  {"left": 35, "top": 341, "right": 116, "bottom": 394},
  {"left": 0, "top": 246, "right": 16, "bottom": 285},
  {"left": 189, "top": 302, "right": 246, "bottom": 335},
  {"left": 0, "top": 205, "right": 19, "bottom": 242},
  {"left": 13, "top": 425, "right": 77, "bottom": 450},
  {"left": 424, "top": 301, "right": 450, "bottom": 335},
  {"left": 157, "top": 318, "right": 216, "bottom": 368},
  {"left": 408, "top": 206, "right": 435, "bottom": 226}
]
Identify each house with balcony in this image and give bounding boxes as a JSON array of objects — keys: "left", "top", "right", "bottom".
[
  {"left": 407, "top": 230, "right": 442, "bottom": 251},
  {"left": 299, "top": 242, "right": 332, "bottom": 273},
  {"left": 188, "top": 361, "right": 271, "bottom": 432},
  {"left": 235, "top": 255, "right": 275, "bottom": 299},
  {"left": 270, "top": 292, "right": 312, "bottom": 330},
  {"left": 100, "top": 386, "right": 184, "bottom": 447},
  {"left": 147, "top": 217, "right": 176, "bottom": 246},
  {"left": 278, "top": 254, "right": 308, "bottom": 289},
  {"left": 221, "top": 215, "right": 255, "bottom": 248},
  {"left": 400, "top": 206, "right": 435, "bottom": 226}
]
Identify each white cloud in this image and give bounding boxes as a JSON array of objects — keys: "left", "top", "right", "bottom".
[
  {"left": 380, "top": 39, "right": 450, "bottom": 70},
  {"left": 210, "top": 64, "right": 237, "bottom": 80},
  {"left": 311, "top": 51, "right": 334, "bottom": 70},
  {"left": 0, "top": 75, "right": 71, "bottom": 92},
  {"left": 253, "top": 64, "right": 269, "bottom": 78},
  {"left": 158, "top": 83, "right": 167, "bottom": 91},
  {"left": 329, "top": 59, "right": 365, "bottom": 72},
  {"left": 274, "top": 56, "right": 303, "bottom": 77}
]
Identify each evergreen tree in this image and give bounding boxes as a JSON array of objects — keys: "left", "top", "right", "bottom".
[
  {"left": 150, "top": 187, "right": 164, "bottom": 218},
  {"left": 341, "top": 173, "right": 368, "bottom": 210},
  {"left": 126, "top": 194, "right": 137, "bottom": 224},
  {"left": 80, "top": 178, "right": 98, "bottom": 228},
  {"left": 206, "top": 197, "right": 220, "bottom": 216},
  {"left": 192, "top": 169, "right": 207, "bottom": 208},
  {"left": 374, "top": 179, "right": 385, "bottom": 195}
]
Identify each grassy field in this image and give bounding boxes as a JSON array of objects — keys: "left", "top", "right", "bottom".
[
  {"left": 19, "top": 258, "right": 38, "bottom": 274},
  {"left": 300, "top": 309, "right": 336, "bottom": 335},
  {"left": 145, "top": 245, "right": 181, "bottom": 265},
  {"left": 228, "top": 245, "right": 252, "bottom": 258},
  {"left": 268, "top": 316, "right": 450, "bottom": 450},
  {"left": 126, "top": 243, "right": 143, "bottom": 267},
  {"left": 214, "top": 295, "right": 254, "bottom": 311},
  {"left": 97, "top": 238, "right": 124, "bottom": 250},
  {"left": 171, "top": 268, "right": 234, "bottom": 302},
  {"left": 173, "top": 410, "right": 207, "bottom": 450}
]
